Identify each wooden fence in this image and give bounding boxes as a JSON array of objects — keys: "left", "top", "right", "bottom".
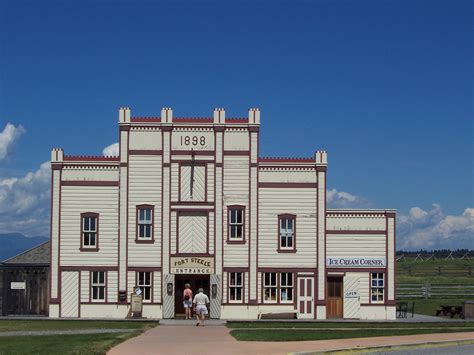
[
  {"left": 397, "top": 265, "right": 473, "bottom": 276},
  {"left": 397, "top": 284, "right": 474, "bottom": 299}
]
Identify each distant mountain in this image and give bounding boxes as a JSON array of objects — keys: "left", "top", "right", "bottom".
[{"left": 0, "top": 233, "right": 49, "bottom": 262}]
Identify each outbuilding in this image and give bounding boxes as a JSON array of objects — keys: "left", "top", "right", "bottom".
[
  {"left": 1, "top": 242, "right": 50, "bottom": 316},
  {"left": 49, "top": 107, "right": 396, "bottom": 320}
]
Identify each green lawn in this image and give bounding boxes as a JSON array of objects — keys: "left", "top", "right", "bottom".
[
  {"left": 400, "top": 298, "right": 467, "bottom": 317},
  {"left": 228, "top": 322, "right": 474, "bottom": 341},
  {"left": 0, "top": 320, "right": 155, "bottom": 332},
  {"left": 227, "top": 321, "right": 474, "bottom": 329},
  {"left": 0, "top": 320, "right": 158, "bottom": 355}
]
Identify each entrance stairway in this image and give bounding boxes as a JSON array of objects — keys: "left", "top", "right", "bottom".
[{"left": 159, "top": 319, "right": 227, "bottom": 326}]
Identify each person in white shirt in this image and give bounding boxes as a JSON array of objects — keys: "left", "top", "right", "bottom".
[{"left": 193, "top": 288, "right": 210, "bottom": 326}]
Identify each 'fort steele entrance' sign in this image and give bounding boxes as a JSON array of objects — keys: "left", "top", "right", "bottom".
[{"left": 171, "top": 256, "right": 214, "bottom": 274}]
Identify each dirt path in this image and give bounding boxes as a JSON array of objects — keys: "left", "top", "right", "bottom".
[{"left": 108, "top": 326, "right": 474, "bottom": 355}]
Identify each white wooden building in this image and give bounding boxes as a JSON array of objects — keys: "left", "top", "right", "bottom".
[{"left": 49, "top": 107, "right": 396, "bottom": 320}]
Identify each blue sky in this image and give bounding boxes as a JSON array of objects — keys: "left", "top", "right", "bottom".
[{"left": 0, "top": 0, "right": 472, "bottom": 249}]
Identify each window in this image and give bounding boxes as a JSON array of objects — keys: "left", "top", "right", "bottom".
[
  {"left": 228, "top": 272, "right": 243, "bottom": 302},
  {"left": 263, "top": 272, "right": 277, "bottom": 302},
  {"left": 81, "top": 213, "right": 98, "bottom": 251},
  {"left": 278, "top": 214, "right": 296, "bottom": 251},
  {"left": 280, "top": 272, "right": 293, "bottom": 302},
  {"left": 91, "top": 271, "right": 106, "bottom": 301},
  {"left": 137, "top": 272, "right": 152, "bottom": 301},
  {"left": 137, "top": 205, "right": 154, "bottom": 241},
  {"left": 228, "top": 206, "right": 244, "bottom": 242},
  {"left": 263, "top": 272, "right": 295, "bottom": 303},
  {"left": 371, "top": 273, "right": 384, "bottom": 303}
]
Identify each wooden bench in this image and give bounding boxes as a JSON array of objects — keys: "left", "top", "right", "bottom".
[{"left": 258, "top": 310, "right": 299, "bottom": 319}]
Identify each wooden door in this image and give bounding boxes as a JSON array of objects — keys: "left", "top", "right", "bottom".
[
  {"left": 327, "top": 277, "right": 343, "bottom": 318},
  {"left": 297, "top": 277, "right": 314, "bottom": 319}
]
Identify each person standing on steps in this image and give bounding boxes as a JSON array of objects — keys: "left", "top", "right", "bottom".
[
  {"left": 183, "top": 283, "right": 193, "bottom": 320},
  {"left": 193, "top": 287, "right": 210, "bottom": 326}
]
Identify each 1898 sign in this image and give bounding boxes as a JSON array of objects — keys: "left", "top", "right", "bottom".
[{"left": 180, "top": 135, "right": 206, "bottom": 146}]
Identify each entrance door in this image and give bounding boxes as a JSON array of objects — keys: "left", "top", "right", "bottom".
[
  {"left": 174, "top": 275, "right": 210, "bottom": 317},
  {"left": 327, "top": 277, "right": 343, "bottom": 318},
  {"left": 297, "top": 277, "right": 314, "bottom": 319}
]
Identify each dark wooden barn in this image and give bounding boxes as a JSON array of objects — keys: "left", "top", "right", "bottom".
[{"left": 0, "top": 242, "right": 50, "bottom": 316}]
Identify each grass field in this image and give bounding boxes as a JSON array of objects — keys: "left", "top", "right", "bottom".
[
  {"left": 227, "top": 321, "right": 474, "bottom": 341},
  {"left": 0, "top": 320, "right": 158, "bottom": 355},
  {"left": 396, "top": 257, "right": 474, "bottom": 316}
]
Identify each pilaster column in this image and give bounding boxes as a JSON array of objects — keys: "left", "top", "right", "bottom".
[{"left": 315, "top": 150, "right": 328, "bottom": 319}]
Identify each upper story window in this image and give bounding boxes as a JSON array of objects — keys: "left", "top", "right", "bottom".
[
  {"left": 278, "top": 214, "right": 296, "bottom": 252},
  {"left": 81, "top": 213, "right": 99, "bottom": 251},
  {"left": 371, "top": 273, "right": 384, "bottom": 303},
  {"left": 227, "top": 206, "right": 245, "bottom": 243},
  {"left": 136, "top": 205, "right": 154, "bottom": 242},
  {"left": 228, "top": 206, "right": 245, "bottom": 243},
  {"left": 91, "top": 271, "right": 106, "bottom": 301}
]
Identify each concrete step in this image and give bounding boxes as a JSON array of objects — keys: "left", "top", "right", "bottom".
[{"left": 159, "top": 319, "right": 227, "bottom": 326}]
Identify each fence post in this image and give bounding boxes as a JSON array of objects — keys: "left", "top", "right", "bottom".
[
  {"left": 408, "top": 266, "right": 412, "bottom": 276},
  {"left": 438, "top": 266, "right": 442, "bottom": 275}
]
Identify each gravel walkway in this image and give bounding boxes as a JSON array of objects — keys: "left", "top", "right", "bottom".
[{"left": 0, "top": 329, "right": 135, "bottom": 337}]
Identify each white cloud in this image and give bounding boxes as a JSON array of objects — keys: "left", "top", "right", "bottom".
[
  {"left": 327, "top": 188, "right": 371, "bottom": 209},
  {"left": 0, "top": 123, "right": 25, "bottom": 161},
  {"left": 398, "top": 204, "right": 474, "bottom": 250},
  {"left": 102, "top": 142, "right": 119, "bottom": 156},
  {"left": 0, "top": 161, "right": 51, "bottom": 236}
]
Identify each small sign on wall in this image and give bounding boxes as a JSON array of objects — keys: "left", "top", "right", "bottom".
[
  {"left": 11, "top": 282, "right": 26, "bottom": 290},
  {"left": 344, "top": 290, "right": 360, "bottom": 299}
]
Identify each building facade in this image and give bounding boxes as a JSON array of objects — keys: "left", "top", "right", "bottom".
[{"left": 49, "top": 107, "right": 396, "bottom": 320}]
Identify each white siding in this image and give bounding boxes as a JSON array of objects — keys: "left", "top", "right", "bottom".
[
  {"left": 108, "top": 271, "right": 118, "bottom": 302},
  {"left": 326, "top": 233, "right": 386, "bottom": 258},
  {"left": 129, "top": 128, "right": 162, "bottom": 150},
  {"left": 51, "top": 171, "right": 61, "bottom": 298},
  {"left": 223, "top": 156, "right": 249, "bottom": 267},
  {"left": 258, "top": 188, "right": 317, "bottom": 267},
  {"left": 259, "top": 169, "right": 316, "bottom": 183},
  {"left": 223, "top": 129, "right": 249, "bottom": 151},
  {"left": 153, "top": 272, "right": 161, "bottom": 303},
  {"left": 170, "top": 211, "right": 177, "bottom": 254},
  {"left": 80, "top": 271, "right": 90, "bottom": 302},
  {"left": 62, "top": 168, "right": 119, "bottom": 181},
  {"left": 207, "top": 164, "right": 215, "bottom": 202},
  {"left": 171, "top": 163, "right": 179, "bottom": 202},
  {"left": 387, "top": 216, "right": 395, "bottom": 301},
  {"left": 61, "top": 186, "right": 118, "bottom": 266},
  {"left": 128, "top": 155, "right": 162, "bottom": 267},
  {"left": 327, "top": 215, "right": 386, "bottom": 230}
]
